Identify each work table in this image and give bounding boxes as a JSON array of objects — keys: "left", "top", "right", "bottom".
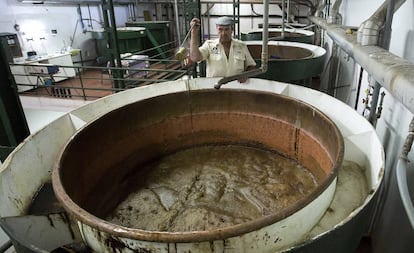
[{"left": 10, "top": 53, "right": 76, "bottom": 92}]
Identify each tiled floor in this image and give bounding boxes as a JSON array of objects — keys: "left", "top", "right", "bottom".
[
  {"left": 21, "top": 59, "right": 187, "bottom": 101},
  {"left": 20, "top": 69, "right": 114, "bottom": 101}
]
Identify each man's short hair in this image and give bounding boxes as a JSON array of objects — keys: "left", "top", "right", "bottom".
[{"left": 216, "top": 16, "right": 234, "bottom": 26}]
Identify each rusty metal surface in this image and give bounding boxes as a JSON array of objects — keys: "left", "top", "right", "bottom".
[{"left": 52, "top": 89, "right": 343, "bottom": 243}]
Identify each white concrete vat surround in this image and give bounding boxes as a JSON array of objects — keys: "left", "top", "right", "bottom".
[{"left": 0, "top": 78, "right": 384, "bottom": 252}]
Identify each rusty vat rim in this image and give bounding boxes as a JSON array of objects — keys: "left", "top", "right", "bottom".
[
  {"left": 243, "top": 28, "right": 315, "bottom": 36},
  {"left": 52, "top": 89, "right": 344, "bottom": 243},
  {"left": 245, "top": 40, "right": 326, "bottom": 60}
]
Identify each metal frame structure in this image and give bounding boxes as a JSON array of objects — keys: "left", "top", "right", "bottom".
[{"left": 100, "top": 0, "right": 125, "bottom": 89}]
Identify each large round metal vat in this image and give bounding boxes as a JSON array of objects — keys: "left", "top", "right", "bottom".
[
  {"left": 245, "top": 41, "right": 326, "bottom": 82},
  {"left": 0, "top": 78, "right": 384, "bottom": 253},
  {"left": 52, "top": 86, "right": 343, "bottom": 252},
  {"left": 241, "top": 28, "right": 314, "bottom": 44}
]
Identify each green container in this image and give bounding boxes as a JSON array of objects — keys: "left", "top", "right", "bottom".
[
  {"left": 245, "top": 41, "right": 326, "bottom": 83},
  {"left": 91, "top": 27, "right": 146, "bottom": 59},
  {"left": 125, "top": 21, "right": 171, "bottom": 58},
  {"left": 242, "top": 28, "right": 314, "bottom": 44}
]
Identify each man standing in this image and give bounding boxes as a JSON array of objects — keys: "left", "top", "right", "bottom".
[{"left": 189, "top": 16, "right": 256, "bottom": 83}]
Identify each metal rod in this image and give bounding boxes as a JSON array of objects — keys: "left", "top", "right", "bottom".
[
  {"left": 354, "top": 66, "right": 364, "bottom": 110},
  {"left": 174, "top": 0, "right": 181, "bottom": 45},
  {"left": 0, "top": 240, "right": 13, "bottom": 253},
  {"left": 281, "top": 0, "right": 285, "bottom": 38}
]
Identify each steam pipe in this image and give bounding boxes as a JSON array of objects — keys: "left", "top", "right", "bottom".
[
  {"left": 357, "top": 0, "right": 406, "bottom": 45},
  {"left": 328, "top": 0, "right": 342, "bottom": 24},
  {"left": 308, "top": 15, "right": 414, "bottom": 114},
  {"left": 396, "top": 117, "right": 414, "bottom": 229},
  {"left": 368, "top": 0, "right": 396, "bottom": 125},
  {"left": 314, "top": 0, "right": 327, "bottom": 17},
  {"left": 214, "top": 0, "right": 269, "bottom": 89}
]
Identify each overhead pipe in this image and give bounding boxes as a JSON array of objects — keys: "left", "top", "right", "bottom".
[
  {"left": 327, "top": 0, "right": 342, "bottom": 24},
  {"left": 308, "top": 6, "right": 414, "bottom": 115},
  {"left": 314, "top": 0, "right": 327, "bottom": 17},
  {"left": 214, "top": 0, "right": 269, "bottom": 89},
  {"left": 357, "top": 0, "right": 406, "bottom": 46}
]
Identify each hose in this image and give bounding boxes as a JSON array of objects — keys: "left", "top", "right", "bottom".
[{"left": 396, "top": 117, "right": 414, "bottom": 229}]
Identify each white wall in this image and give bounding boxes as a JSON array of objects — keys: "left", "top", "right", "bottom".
[{"left": 0, "top": 0, "right": 133, "bottom": 61}]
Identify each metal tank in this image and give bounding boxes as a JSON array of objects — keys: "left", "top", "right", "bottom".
[
  {"left": 245, "top": 41, "right": 326, "bottom": 83},
  {"left": 52, "top": 82, "right": 343, "bottom": 252},
  {"left": 241, "top": 28, "right": 315, "bottom": 44},
  {"left": 0, "top": 78, "right": 383, "bottom": 253}
]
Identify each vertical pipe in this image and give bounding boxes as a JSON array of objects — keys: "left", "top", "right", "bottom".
[
  {"left": 281, "top": 0, "right": 285, "bottom": 38},
  {"left": 262, "top": 0, "right": 269, "bottom": 72},
  {"left": 382, "top": 0, "right": 396, "bottom": 50},
  {"left": 174, "top": 0, "right": 181, "bottom": 45},
  {"left": 354, "top": 67, "right": 364, "bottom": 110},
  {"left": 368, "top": 0, "right": 396, "bottom": 126},
  {"left": 287, "top": 0, "right": 290, "bottom": 24}
]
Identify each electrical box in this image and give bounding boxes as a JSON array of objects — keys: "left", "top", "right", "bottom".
[{"left": 0, "top": 33, "right": 23, "bottom": 63}]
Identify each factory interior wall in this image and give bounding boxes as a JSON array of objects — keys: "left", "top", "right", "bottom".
[{"left": 0, "top": 1, "right": 133, "bottom": 62}]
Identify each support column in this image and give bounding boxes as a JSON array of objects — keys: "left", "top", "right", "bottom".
[
  {"left": 101, "top": 0, "right": 124, "bottom": 89},
  {"left": 0, "top": 41, "right": 30, "bottom": 161}
]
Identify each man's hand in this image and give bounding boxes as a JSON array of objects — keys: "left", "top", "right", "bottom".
[
  {"left": 238, "top": 77, "right": 248, "bottom": 83},
  {"left": 190, "top": 18, "right": 201, "bottom": 31}
]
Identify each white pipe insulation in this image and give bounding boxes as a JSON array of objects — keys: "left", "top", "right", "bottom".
[
  {"left": 357, "top": 0, "right": 406, "bottom": 46},
  {"left": 328, "top": 0, "right": 343, "bottom": 24},
  {"left": 309, "top": 16, "right": 414, "bottom": 114}
]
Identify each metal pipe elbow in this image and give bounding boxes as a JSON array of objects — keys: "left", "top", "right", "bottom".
[{"left": 357, "top": 17, "right": 383, "bottom": 46}]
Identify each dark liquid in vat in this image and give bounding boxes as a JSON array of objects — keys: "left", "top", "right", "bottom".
[{"left": 107, "top": 144, "right": 320, "bottom": 232}]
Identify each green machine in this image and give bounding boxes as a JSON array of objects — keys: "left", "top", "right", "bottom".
[
  {"left": 125, "top": 21, "right": 171, "bottom": 59},
  {"left": 91, "top": 27, "right": 147, "bottom": 60}
]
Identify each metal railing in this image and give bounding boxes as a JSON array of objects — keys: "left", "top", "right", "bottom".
[{"left": 11, "top": 51, "right": 191, "bottom": 101}]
